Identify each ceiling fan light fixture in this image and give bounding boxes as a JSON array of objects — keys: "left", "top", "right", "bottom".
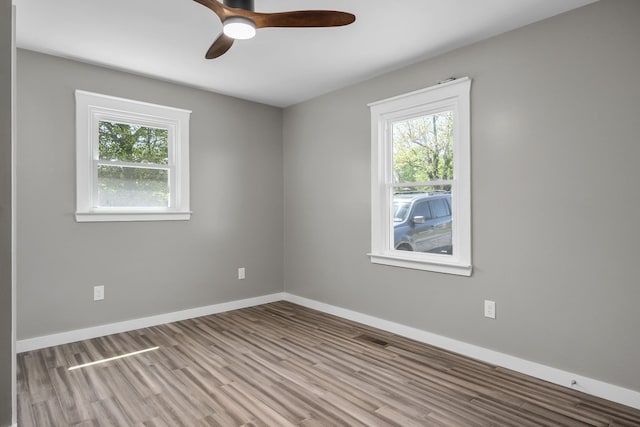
[{"left": 223, "top": 17, "right": 256, "bottom": 40}]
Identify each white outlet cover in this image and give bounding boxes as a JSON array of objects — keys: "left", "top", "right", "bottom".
[
  {"left": 93, "top": 285, "right": 104, "bottom": 301},
  {"left": 484, "top": 300, "right": 496, "bottom": 319},
  {"left": 238, "top": 268, "right": 245, "bottom": 280}
]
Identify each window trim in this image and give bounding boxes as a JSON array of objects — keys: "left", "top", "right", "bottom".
[
  {"left": 75, "top": 90, "right": 191, "bottom": 222},
  {"left": 368, "top": 77, "right": 472, "bottom": 276}
]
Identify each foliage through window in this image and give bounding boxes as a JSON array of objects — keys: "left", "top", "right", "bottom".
[
  {"left": 369, "top": 78, "right": 472, "bottom": 276},
  {"left": 75, "top": 91, "right": 191, "bottom": 222},
  {"left": 392, "top": 111, "right": 454, "bottom": 183},
  {"left": 97, "top": 122, "right": 170, "bottom": 208}
]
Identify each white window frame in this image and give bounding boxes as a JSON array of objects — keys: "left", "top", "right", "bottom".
[
  {"left": 368, "top": 77, "right": 472, "bottom": 276},
  {"left": 75, "top": 90, "right": 191, "bottom": 222}
]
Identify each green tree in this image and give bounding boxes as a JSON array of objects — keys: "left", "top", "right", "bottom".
[
  {"left": 97, "top": 121, "right": 170, "bottom": 207},
  {"left": 98, "top": 121, "right": 168, "bottom": 164},
  {"left": 392, "top": 111, "right": 454, "bottom": 184}
]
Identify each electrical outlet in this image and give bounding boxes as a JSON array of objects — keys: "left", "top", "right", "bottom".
[
  {"left": 484, "top": 300, "right": 496, "bottom": 319},
  {"left": 93, "top": 285, "right": 104, "bottom": 301},
  {"left": 238, "top": 267, "right": 245, "bottom": 280}
]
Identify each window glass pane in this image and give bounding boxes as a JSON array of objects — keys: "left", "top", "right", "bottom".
[
  {"left": 97, "top": 165, "right": 169, "bottom": 208},
  {"left": 393, "top": 186, "right": 452, "bottom": 255},
  {"left": 98, "top": 121, "right": 168, "bottom": 165},
  {"left": 392, "top": 111, "right": 454, "bottom": 183}
]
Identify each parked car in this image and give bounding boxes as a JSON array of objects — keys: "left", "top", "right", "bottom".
[{"left": 393, "top": 192, "right": 452, "bottom": 254}]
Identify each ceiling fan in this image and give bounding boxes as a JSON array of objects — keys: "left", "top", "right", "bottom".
[{"left": 193, "top": 0, "right": 356, "bottom": 59}]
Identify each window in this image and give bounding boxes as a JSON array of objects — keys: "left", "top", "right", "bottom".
[
  {"left": 75, "top": 90, "right": 191, "bottom": 222},
  {"left": 369, "top": 77, "right": 471, "bottom": 275}
]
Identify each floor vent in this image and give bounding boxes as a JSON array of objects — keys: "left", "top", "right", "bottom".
[{"left": 356, "top": 334, "right": 389, "bottom": 347}]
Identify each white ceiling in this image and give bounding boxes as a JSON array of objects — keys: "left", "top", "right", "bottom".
[{"left": 14, "top": 0, "right": 597, "bottom": 107}]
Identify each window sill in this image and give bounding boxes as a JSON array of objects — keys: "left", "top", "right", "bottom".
[
  {"left": 369, "top": 252, "right": 472, "bottom": 276},
  {"left": 75, "top": 210, "right": 191, "bottom": 222}
]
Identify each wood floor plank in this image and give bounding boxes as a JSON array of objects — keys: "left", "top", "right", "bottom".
[
  {"left": 31, "top": 399, "right": 68, "bottom": 427},
  {"left": 91, "top": 397, "right": 133, "bottom": 427},
  {"left": 48, "top": 366, "right": 95, "bottom": 424},
  {"left": 23, "top": 352, "right": 58, "bottom": 404},
  {"left": 17, "top": 301, "right": 640, "bottom": 426},
  {"left": 17, "top": 392, "right": 37, "bottom": 427}
]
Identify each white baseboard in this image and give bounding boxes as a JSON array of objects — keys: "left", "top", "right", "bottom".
[
  {"left": 282, "top": 293, "right": 640, "bottom": 411},
  {"left": 16, "top": 291, "right": 640, "bottom": 410},
  {"left": 16, "top": 292, "right": 285, "bottom": 353}
]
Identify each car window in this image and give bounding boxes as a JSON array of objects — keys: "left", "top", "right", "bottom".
[
  {"left": 413, "top": 200, "right": 432, "bottom": 219},
  {"left": 393, "top": 202, "right": 410, "bottom": 222},
  {"left": 429, "top": 199, "right": 449, "bottom": 218}
]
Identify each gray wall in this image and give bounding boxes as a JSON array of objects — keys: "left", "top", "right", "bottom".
[
  {"left": 17, "top": 50, "right": 283, "bottom": 339},
  {"left": 0, "top": 1, "right": 13, "bottom": 424},
  {"left": 283, "top": 0, "right": 640, "bottom": 392}
]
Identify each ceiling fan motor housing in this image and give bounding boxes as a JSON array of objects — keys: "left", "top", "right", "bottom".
[{"left": 224, "top": 0, "right": 255, "bottom": 12}]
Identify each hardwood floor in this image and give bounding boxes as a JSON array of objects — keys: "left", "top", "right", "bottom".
[{"left": 17, "top": 301, "right": 640, "bottom": 426}]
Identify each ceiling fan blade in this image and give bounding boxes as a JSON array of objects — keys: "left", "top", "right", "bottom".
[
  {"left": 206, "top": 33, "right": 234, "bottom": 59},
  {"left": 193, "top": 0, "right": 230, "bottom": 20},
  {"left": 251, "top": 10, "right": 355, "bottom": 29}
]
